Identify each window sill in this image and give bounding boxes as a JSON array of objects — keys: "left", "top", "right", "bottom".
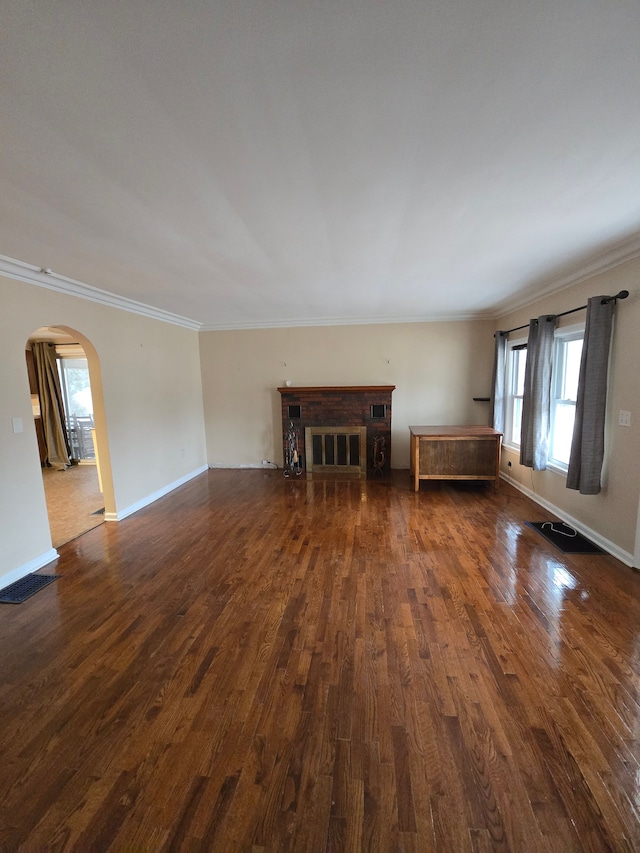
[{"left": 546, "top": 460, "right": 568, "bottom": 477}]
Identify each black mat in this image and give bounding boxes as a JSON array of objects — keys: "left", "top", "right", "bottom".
[
  {"left": 0, "top": 573, "right": 60, "bottom": 604},
  {"left": 525, "top": 521, "right": 605, "bottom": 554}
]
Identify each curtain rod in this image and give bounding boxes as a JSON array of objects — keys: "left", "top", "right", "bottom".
[{"left": 498, "top": 290, "right": 629, "bottom": 337}]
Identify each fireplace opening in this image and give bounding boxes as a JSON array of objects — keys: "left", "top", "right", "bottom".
[{"left": 305, "top": 426, "right": 367, "bottom": 474}]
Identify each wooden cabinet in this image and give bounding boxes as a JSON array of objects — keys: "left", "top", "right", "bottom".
[{"left": 409, "top": 425, "right": 502, "bottom": 493}]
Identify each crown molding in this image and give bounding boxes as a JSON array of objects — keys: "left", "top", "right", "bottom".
[
  {"left": 493, "top": 233, "right": 640, "bottom": 320},
  {"left": 0, "top": 254, "right": 202, "bottom": 331},
  {"left": 198, "top": 310, "right": 484, "bottom": 332},
  {"left": 4, "top": 230, "right": 638, "bottom": 334}
]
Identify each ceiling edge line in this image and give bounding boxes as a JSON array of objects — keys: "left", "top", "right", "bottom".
[
  {"left": 0, "top": 254, "right": 202, "bottom": 331},
  {"left": 493, "top": 234, "right": 640, "bottom": 320},
  {"left": 198, "top": 313, "right": 492, "bottom": 332}
]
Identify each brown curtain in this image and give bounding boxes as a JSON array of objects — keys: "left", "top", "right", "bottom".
[{"left": 32, "top": 342, "right": 71, "bottom": 469}]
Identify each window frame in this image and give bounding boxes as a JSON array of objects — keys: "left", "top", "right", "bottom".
[
  {"left": 547, "top": 323, "right": 584, "bottom": 472},
  {"left": 501, "top": 322, "right": 585, "bottom": 473},
  {"left": 503, "top": 335, "right": 527, "bottom": 450}
]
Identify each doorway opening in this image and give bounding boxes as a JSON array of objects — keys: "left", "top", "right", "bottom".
[
  {"left": 26, "top": 326, "right": 112, "bottom": 547},
  {"left": 57, "top": 346, "right": 96, "bottom": 464}
]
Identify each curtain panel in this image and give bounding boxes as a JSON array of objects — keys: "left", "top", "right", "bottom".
[
  {"left": 489, "top": 332, "right": 506, "bottom": 432},
  {"left": 32, "top": 341, "right": 71, "bottom": 470},
  {"left": 520, "top": 315, "right": 556, "bottom": 470},
  {"left": 566, "top": 296, "right": 614, "bottom": 495}
]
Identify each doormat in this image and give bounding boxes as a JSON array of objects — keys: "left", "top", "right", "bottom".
[
  {"left": 0, "top": 573, "right": 60, "bottom": 604},
  {"left": 525, "top": 521, "right": 605, "bottom": 554}
]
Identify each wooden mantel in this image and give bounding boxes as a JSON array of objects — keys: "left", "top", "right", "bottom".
[{"left": 277, "top": 385, "right": 396, "bottom": 393}]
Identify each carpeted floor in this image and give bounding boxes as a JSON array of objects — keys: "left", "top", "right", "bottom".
[{"left": 41, "top": 464, "right": 104, "bottom": 547}]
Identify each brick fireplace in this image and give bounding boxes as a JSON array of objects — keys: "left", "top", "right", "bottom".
[{"left": 277, "top": 386, "right": 395, "bottom": 477}]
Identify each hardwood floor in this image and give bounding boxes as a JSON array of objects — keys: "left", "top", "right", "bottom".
[{"left": 0, "top": 469, "right": 638, "bottom": 851}]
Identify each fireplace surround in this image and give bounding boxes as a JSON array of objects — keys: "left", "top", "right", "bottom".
[{"left": 277, "top": 386, "right": 395, "bottom": 476}]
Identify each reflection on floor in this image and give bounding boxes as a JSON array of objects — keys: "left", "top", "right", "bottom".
[{"left": 42, "top": 464, "right": 104, "bottom": 547}]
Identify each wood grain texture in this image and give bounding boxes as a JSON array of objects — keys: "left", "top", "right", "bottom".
[
  {"left": 409, "top": 427, "right": 502, "bottom": 492},
  {"left": 0, "top": 470, "right": 638, "bottom": 851},
  {"left": 41, "top": 463, "right": 104, "bottom": 546}
]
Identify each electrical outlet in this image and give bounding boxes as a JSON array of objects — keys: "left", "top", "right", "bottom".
[{"left": 619, "top": 410, "right": 631, "bottom": 427}]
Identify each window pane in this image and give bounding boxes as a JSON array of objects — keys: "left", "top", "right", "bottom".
[
  {"left": 562, "top": 338, "right": 582, "bottom": 401},
  {"left": 515, "top": 351, "right": 526, "bottom": 396},
  {"left": 551, "top": 402, "right": 576, "bottom": 464},
  {"left": 58, "top": 356, "right": 95, "bottom": 461},
  {"left": 59, "top": 358, "right": 93, "bottom": 416},
  {"left": 504, "top": 342, "right": 527, "bottom": 447},
  {"left": 513, "top": 398, "right": 523, "bottom": 442}
]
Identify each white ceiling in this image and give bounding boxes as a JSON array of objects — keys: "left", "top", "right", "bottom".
[{"left": 2, "top": 1, "right": 640, "bottom": 329}]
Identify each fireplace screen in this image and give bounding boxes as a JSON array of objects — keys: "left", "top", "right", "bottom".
[{"left": 305, "top": 426, "right": 367, "bottom": 474}]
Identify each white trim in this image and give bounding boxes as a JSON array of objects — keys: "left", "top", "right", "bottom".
[
  {"left": 494, "top": 233, "right": 640, "bottom": 319},
  {"left": 501, "top": 472, "right": 634, "bottom": 567},
  {"left": 545, "top": 459, "right": 569, "bottom": 477},
  {"left": 634, "top": 494, "right": 640, "bottom": 570},
  {"left": 199, "top": 311, "right": 484, "bottom": 332},
  {"left": 0, "top": 548, "right": 59, "bottom": 591},
  {"left": 0, "top": 254, "right": 202, "bottom": 331},
  {"left": 105, "top": 465, "right": 208, "bottom": 522},
  {"left": 201, "top": 235, "right": 640, "bottom": 331},
  {"left": 4, "top": 235, "right": 639, "bottom": 333},
  {"left": 208, "top": 462, "right": 279, "bottom": 469}
]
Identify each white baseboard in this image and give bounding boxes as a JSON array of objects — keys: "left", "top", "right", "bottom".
[
  {"left": 0, "top": 548, "right": 59, "bottom": 591},
  {"left": 105, "top": 465, "right": 209, "bottom": 522},
  {"left": 208, "top": 462, "right": 279, "bottom": 469},
  {"left": 501, "top": 472, "right": 634, "bottom": 567}
]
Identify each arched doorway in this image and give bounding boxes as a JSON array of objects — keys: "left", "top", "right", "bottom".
[{"left": 26, "top": 325, "right": 115, "bottom": 547}]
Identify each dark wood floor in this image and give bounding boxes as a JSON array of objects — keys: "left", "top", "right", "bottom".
[{"left": 0, "top": 469, "right": 638, "bottom": 851}]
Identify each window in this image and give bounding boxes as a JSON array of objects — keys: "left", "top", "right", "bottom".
[
  {"left": 549, "top": 329, "right": 583, "bottom": 468},
  {"left": 504, "top": 339, "right": 527, "bottom": 447},
  {"left": 57, "top": 350, "right": 95, "bottom": 461},
  {"left": 503, "top": 325, "right": 584, "bottom": 471}
]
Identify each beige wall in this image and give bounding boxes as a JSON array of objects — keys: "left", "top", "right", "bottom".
[
  {"left": 496, "top": 258, "right": 640, "bottom": 560},
  {"left": 4, "top": 257, "right": 636, "bottom": 583},
  {"left": 0, "top": 274, "right": 207, "bottom": 584},
  {"left": 199, "top": 320, "right": 495, "bottom": 469}
]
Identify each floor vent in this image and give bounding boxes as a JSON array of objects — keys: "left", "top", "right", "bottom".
[{"left": 0, "top": 573, "right": 60, "bottom": 604}]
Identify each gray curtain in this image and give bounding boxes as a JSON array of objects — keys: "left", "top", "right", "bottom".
[
  {"left": 32, "top": 342, "right": 71, "bottom": 469},
  {"left": 489, "top": 332, "right": 506, "bottom": 432},
  {"left": 566, "top": 296, "right": 614, "bottom": 494},
  {"left": 520, "top": 315, "right": 556, "bottom": 470}
]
